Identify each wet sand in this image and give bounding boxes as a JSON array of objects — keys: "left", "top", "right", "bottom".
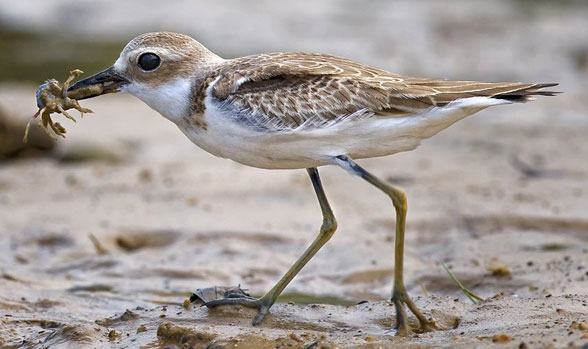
[{"left": 1, "top": 1, "right": 588, "bottom": 348}]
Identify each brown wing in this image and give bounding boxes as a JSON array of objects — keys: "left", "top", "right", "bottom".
[{"left": 209, "top": 52, "right": 558, "bottom": 130}]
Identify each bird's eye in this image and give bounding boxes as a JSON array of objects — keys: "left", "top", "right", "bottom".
[{"left": 138, "top": 53, "right": 161, "bottom": 71}]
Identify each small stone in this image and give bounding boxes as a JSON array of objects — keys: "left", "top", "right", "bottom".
[
  {"left": 364, "top": 335, "right": 377, "bottom": 342},
  {"left": 492, "top": 334, "right": 512, "bottom": 343},
  {"left": 488, "top": 260, "right": 511, "bottom": 277},
  {"left": 108, "top": 330, "right": 121, "bottom": 340}
]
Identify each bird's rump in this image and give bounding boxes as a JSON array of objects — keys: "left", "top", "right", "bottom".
[{"left": 208, "top": 52, "right": 558, "bottom": 131}]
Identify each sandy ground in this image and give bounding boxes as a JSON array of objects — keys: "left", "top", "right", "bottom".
[
  {"left": 0, "top": 83, "right": 587, "bottom": 348},
  {"left": 1, "top": 1, "right": 588, "bottom": 348}
]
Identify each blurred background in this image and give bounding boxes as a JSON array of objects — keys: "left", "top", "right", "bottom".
[
  {"left": 1, "top": 0, "right": 587, "bottom": 347},
  {"left": 1, "top": 0, "right": 586, "bottom": 84}
]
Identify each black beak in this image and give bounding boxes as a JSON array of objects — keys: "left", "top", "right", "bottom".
[{"left": 67, "top": 66, "right": 128, "bottom": 100}]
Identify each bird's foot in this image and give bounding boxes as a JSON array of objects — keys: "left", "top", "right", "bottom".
[
  {"left": 203, "top": 296, "right": 273, "bottom": 326},
  {"left": 392, "top": 290, "right": 438, "bottom": 336}
]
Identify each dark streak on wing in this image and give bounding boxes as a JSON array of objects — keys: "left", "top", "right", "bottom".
[{"left": 206, "top": 52, "right": 560, "bottom": 131}]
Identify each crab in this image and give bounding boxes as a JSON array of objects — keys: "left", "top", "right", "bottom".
[{"left": 23, "top": 69, "right": 104, "bottom": 142}]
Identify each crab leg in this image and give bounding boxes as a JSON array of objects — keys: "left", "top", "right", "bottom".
[{"left": 57, "top": 105, "right": 77, "bottom": 122}]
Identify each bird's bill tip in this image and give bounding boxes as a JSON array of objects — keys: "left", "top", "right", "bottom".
[{"left": 67, "top": 67, "right": 128, "bottom": 100}]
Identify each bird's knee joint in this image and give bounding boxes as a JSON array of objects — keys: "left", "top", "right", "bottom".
[
  {"left": 389, "top": 191, "right": 407, "bottom": 211},
  {"left": 320, "top": 216, "right": 337, "bottom": 237}
]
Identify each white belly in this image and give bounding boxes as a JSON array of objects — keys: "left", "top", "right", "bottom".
[{"left": 176, "top": 97, "right": 509, "bottom": 170}]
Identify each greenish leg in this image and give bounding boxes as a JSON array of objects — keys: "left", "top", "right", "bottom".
[
  {"left": 204, "top": 167, "right": 337, "bottom": 325},
  {"left": 334, "top": 155, "right": 437, "bottom": 336}
]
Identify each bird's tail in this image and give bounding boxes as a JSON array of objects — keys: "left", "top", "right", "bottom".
[
  {"left": 491, "top": 83, "right": 561, "bottom": 102},
  {"left": 404, "top": 80, "right": 561, "bottom": 106}
]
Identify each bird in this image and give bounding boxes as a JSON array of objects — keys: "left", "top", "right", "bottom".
[{"left": 67, "top": 31, "right": 558, "bottom": 336}]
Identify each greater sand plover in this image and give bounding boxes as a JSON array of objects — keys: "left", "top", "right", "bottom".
[{"left": 67, "top": 32, "right": 558, "bottom": 335}]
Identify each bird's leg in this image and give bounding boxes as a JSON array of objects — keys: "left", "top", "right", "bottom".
[
  {"left": 204, "top": 167, "right": 337, "bottom": 325},
  {"left": 334, "top": 155, "right": 437, "bottom": 336}
]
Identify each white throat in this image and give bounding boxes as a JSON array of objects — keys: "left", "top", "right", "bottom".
[{"left": 123, "top": 78, "right": 192, "bottom": 123}]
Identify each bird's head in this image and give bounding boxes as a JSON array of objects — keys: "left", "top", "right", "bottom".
[{"left": 68, "top": 32, "right": 223, "bottom": 122}]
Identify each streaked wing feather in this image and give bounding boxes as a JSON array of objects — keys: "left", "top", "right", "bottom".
[{"left": 209, "top": 52, "right": 559, "bottom": 130}]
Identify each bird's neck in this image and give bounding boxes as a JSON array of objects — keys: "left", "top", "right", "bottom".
[
  {"left": 128, "top": 63, "right": 221, "bottom": 128},
  {"left": 130, "top": 77, "right": 194, "bottom": 123}
]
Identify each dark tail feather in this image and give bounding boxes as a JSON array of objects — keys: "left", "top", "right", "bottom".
[{"left": 494, "top": 83, "right": 561, "bottom": 102}]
